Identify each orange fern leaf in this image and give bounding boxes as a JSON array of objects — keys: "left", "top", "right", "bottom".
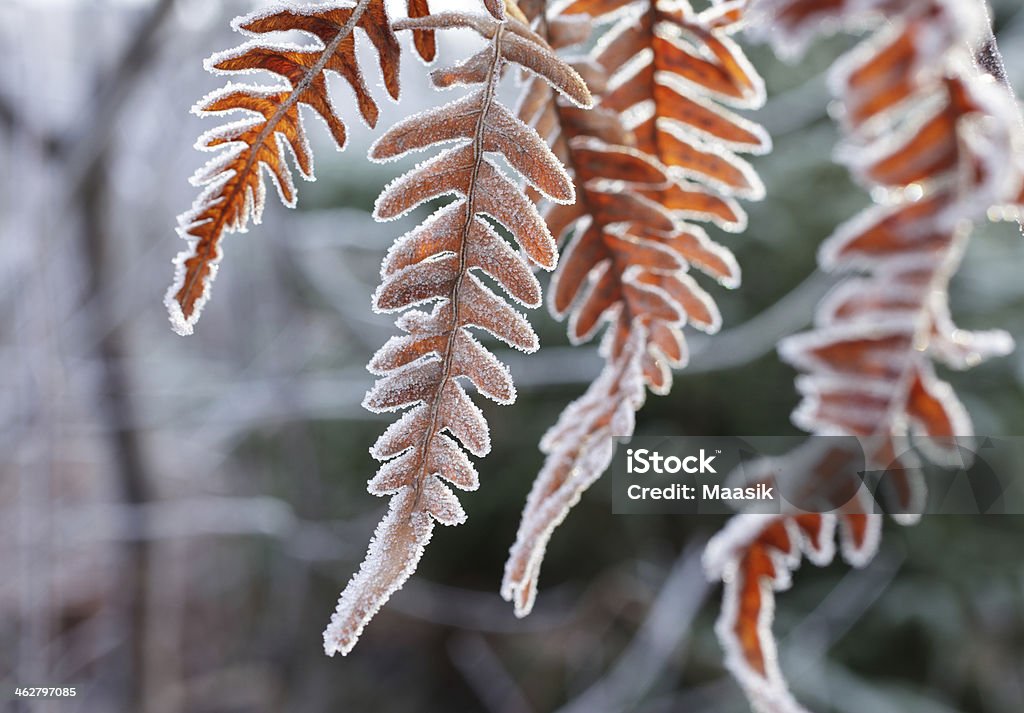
[
  {"left": 167, "top": 0, "right": 402, "bottom": 336},
  {"left": 502, "top": 0, "right": 766, "bottom": 617},
  {"left": 704, "top": 504, "right": 879, "bottom": 713},
  {"left": 707, "top": 2, "right": 1024, "bottom": 711},
  {"left": 322, "top": 7, "right": 592, "bottom": 656},
  {"left": 591, "top": 0, "right": 771, "bottom": 215}
]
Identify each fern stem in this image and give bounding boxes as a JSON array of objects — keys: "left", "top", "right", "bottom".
[{"left": 410, "top": 23, "right": 508, "bottom": 513}]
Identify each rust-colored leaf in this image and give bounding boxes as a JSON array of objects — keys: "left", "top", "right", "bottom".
[{"left": 168, "top": 0, "right": 401, "bottom": 336}]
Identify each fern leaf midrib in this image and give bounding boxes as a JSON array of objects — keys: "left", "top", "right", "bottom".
[
  {"left": 409, "top": 23, "right": 507, "bottom": 513},
  {"left": 178, "top": 0, "right": 373, "bottom": 307}
]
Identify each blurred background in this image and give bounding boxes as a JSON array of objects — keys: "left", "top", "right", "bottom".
[{"left": 3, "top": 0, "right": 1024, "bottom": 711}]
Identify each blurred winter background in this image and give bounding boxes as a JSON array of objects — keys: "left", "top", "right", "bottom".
[{"left": 3, "top": 0, "right": 1024, "bottom": 711}]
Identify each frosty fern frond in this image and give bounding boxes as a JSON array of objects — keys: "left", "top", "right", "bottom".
[
  {"left": 502, "top": 0, "right": 769, "bottom": 617},
  {"left": 321, "top": 2, "right": 593, "bottom": 657},
  {"left": 166, "top": 0, "right": 402, "bottom": 336},
  {"left": 161, "top": 0, "right": 1024, "bottom": 696},
  {"left": 705, "top": 2, "right": 1024, "bottom": 712}
]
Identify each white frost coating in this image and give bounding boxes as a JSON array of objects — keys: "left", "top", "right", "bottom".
[
  {"left": 323, "top": 487, "right": 435, "bottom": 657},
  {"left": 565, "top": 261, "right": 615, "bottom": 345},
  {"left": 428, "top": 432, "right": 481, "bottom": 491},
  {"left": 502, "top": 328, "right": 647, "bottom": 617},
  {"left": 677, "top": 224, "right": 742, "bottom": 288},
  {"left": 791, "top": 373, "right": 890, "bottom": 434},
  {"left": 655, "top": 30, "right": 767, "bottom": 110},
  {"left": 362, "top": 359, "right": 443, "bottom": 413},
  {"left": 458, "top": 273, "right": 540, "bottom": 352},
  {"left": 747, "top": 0, "right": 910, "bottom": 61},
  {"left": 165, "top": 249, "right": 220, "bottom": 336},
  {"left": 467, "top": 217, "right": 544, "bottom": 308},
  {"left": 439, "top": 379, "right": 492, "bottom": 457},
  {"left": 778, "top": 316, "right": 919, "bottom": 374},
  {"left": 373, "top": 146, "right": 473, "bottom": 220},
  {"left": 420, "top": 475, "right": 469, "bottom": 525},
  {"left": 672, "top": 271, "right": 722, "bottom": 333},
  {"left": 906, "top": 360, "right": 975, "bottom": 468},
  {"left": 373, "top": 254, "right": 460, "bottom": 313},
  {"left": 606, "top": 47, "right": 654, "bottom": 99},
  {"left": 333, "top": 14, "right": 591, "bottom": 656},
  {"left": 929, "top": 324, "right": 1015, "bottom": 372},
  {"left": 380, "top": 202, "right": 463, "bottom": 277},
  {"left": 451, "top": 331, "right": 517, "bottom": 404},
  {"left": 622, "top": 267, "right": 686, "bottom": 322},
  {"left": 673, "top": 179, "right": 750, "bottom": 233},
  {"left": 230, "top": 1, "right": 349, "bottom": 34},
  {"left": 369, "top": 91, "right": 576, "bottom": 204},
  {"left": 369, "top": 91, "right": 483, "bottom": 163},
  {"left": 503, "top": 0, "right": 770, "bottom": 621},
  {"left": 815, "top": 277, "right": 922, "bottom": 327},
  {"left": 373, "top": 149, "right": 559, "bottom": 271},
  {"left": 836, "top": 512, "right": 882, "bottom": 568}
]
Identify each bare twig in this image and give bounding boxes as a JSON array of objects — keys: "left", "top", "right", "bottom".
[
  {"left": 687, "top": 271, "right": 835, "bottom": 374},
  {"left": 557, "top": 540, "right": 710, "bottom": 713},
  {"left": 65, "top": 0, "right": 177, "bottom": 187},
  {"left": 448, "top": 633, "right": 536, "bottom": 713}
]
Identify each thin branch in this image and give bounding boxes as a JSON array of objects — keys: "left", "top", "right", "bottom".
[
  {"left": 0, "top": 87, "right": 62, "bottom": 155},
  {"left": 557, "top": 540, "right": 710, "bottom": 713},
  {"left": 686, "top": 271, "right": 835, "bottom": 374},
  {"left": 448, "top": 633, "right": 537, "bottom": 713},
  {"left": 64, "top": 0, "right": 177, "bottom": 187},
  {"left": 0, "top": 90, "right": 19, "bottom": 133},
  {"left": 72, "top": 4, "right": 177, "bottom": 709},
  {"left": 645, "top": 550, "right": 905, "bottom": 713}
]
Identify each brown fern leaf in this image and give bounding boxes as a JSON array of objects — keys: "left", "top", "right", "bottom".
[
  {"left": 707, "top": 2, "right": 1024, "bottom": 711},
  {"left": 588, "top": 0, "right": 771, "bottom": 219},
  {"left": 502, "top": 1, "right": 765, "bottom": 617},
  {"left": 166, "top": 1, "right": 401, "bottom": 336},
  {"left": 704, "top": 502, "right": 879, "bottom": 713},
  {"left": 321, "top": 8, "right": 592, "bottom": 656}
]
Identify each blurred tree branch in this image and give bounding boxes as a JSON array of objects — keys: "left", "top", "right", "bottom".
[
  {"left": 71, "top": 2, "right": 176, "bottom": 710},
  {"left": 557, "top": 541, "right": 710, "bottom": 713}
]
